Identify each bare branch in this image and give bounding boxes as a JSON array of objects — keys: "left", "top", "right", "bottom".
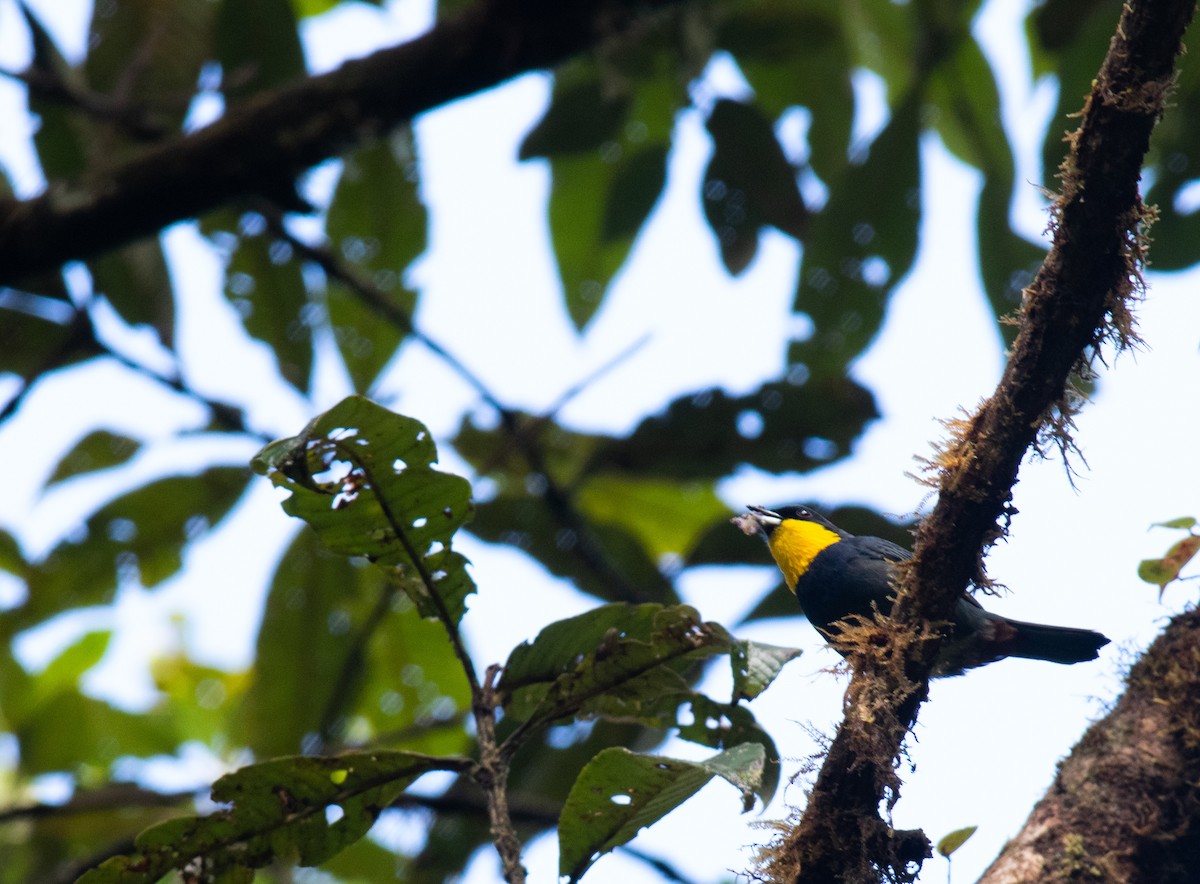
[{"left": 0, "top": 0, "right": 684, "bottom": 283}]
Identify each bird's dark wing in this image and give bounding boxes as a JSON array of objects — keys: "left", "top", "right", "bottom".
[{"left": 848, "top": 535, "right": 912, "bottom": 563}]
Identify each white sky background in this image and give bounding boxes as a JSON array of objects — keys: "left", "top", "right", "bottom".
[{"left": 1, "top": 0, "right": 1199, "bottom": 882}]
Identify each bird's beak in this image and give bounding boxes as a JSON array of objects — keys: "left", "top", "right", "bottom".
[{"left": 732, "top": 505, "right": 781, "bottom": 538}]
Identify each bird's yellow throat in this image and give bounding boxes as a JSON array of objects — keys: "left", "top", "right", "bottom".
[{"left": 767, "top": 519, "right": 842, "bottom": 592}]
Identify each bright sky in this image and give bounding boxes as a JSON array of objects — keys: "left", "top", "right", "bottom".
[{"left": 2, "top": 0, "right": 1198, "bottom": 882}]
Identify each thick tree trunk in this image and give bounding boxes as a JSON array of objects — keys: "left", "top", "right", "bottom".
[{"left": 979, "top": 607, "right": 1200, "bottom": 883}]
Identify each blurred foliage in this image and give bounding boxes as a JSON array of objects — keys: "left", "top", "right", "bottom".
[{"left": 0, "top": 0, "right": 1185, "bottom": 880}]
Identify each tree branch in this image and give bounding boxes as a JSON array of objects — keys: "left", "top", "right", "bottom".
[
  {"left": 0, "top": 0, "right": 682, "bottom": 284},
  {"left": 760, "top": 0, "right": 1197, "bottom": 880},
  {"left": 978, "top": 606, "right": 1200, "bottom": 883}
]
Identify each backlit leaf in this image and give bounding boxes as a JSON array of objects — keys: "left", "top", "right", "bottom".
[
  {"left": 252, "top": 396, "right": 475, "bottom": 625},
  {"left": 557, "top": 744, "right": 763, "bottom": 881},
  {"left": 78, "top": 751, "right": 447, "bottom": 883}
]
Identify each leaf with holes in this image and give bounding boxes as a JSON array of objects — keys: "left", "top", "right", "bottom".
[
  {"left": 558, "top": 744, "right": 763, "bottom": 882},
  {"left": 499, "top": 603, "right": 731, "bottom": 725},
  {"left": 76, "top": 751, "right": 452, "bottom": 883},
  {"left": 252, "top": 396, "right": 474, "bottom": 625}
]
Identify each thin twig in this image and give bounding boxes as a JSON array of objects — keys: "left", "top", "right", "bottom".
[
  {"left": 471, "top": 664, "right": 527, "bottom": 884},
  {"left": 263, "top": 206, "right": 652, "bottom": 602}
]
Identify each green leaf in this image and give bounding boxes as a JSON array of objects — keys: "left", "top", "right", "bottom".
[
  {"left": 77, "top": 751, "right": 449, "bottom": 883},
  {"left": 519, "top": 75, "right": 629, "bottom": 159},
  {"left": 1138, "top": 535, "right": 1200, "bottom": 598},
  {"left": 1152, "top": 517, "right": 1198, "bottom": 530},
  {"left": 499, "top": 603, "right": 731, "bottom": 725},
  {"left": 46, "top": 430, "right": 141, "bottom": 486},
  {"left": 0, "top": 527, "right": 25, "bottom": 577},
  {"left": 252, "top": 396, "right": 475, "bottom": 625},
  {"left": 529, "top": 59, "right": 679, "bottom": 330},
  {"left": 557, "top": 744, "right": 764, "bottom": 882},
  {"left": 36, "top": 631, "right": 111, "bottom": 698},
  {"left": 89, "top": 238, "right": 176, "bottom": 345},
  {"left": 574, "top": 476, "right": 727, "bottom": 560},
  {"left": 22, "top": 4, "right": 89, "bottom": 181},
  {"left": 594, "top": 377, "right": 878, "bottom": 479},
  {"left": 240, "top": 529, "right": 469, "bottom": 757},
  {"left": 15, "top": 691, "right": 178, "bottom": 775},
  {"left": 222, "top": 219, "right": 314, "bottom": 392},
  {"left": 675, "top": 695, "right": 780, "bottom": 805},
  {"left": 85, "top": 0, "right": 215, "bottom": 137},
  {"left": 718, "top": 3, "right": 854, "bottom": 181},
  {"left": 702, "top": 98, "right": 807, "bottom": 274},
  {"left": 731, "top": 639, "right": 802, "bottom": 701},
  {"left": 291, "top": 0, "right": 384, "bottom": 17},
  {"left": 468, "top": 494, "right": 677, "bottom": 604},
  {"left": 325, "top": 131, "right": 427, "bottom": 391},
  {"left": 21, "top": 469, "right": 250, "bottom": 630},
  {"left": 937, "top": 824, "right": 978, "bottom": 857},
  {"left": 791, "top": 94, "right": 922, "bottom": 375},
  {"left": 215, "top": 0, "right": 306, "bottom": 98},
  {"left": 0, "top": 307, "right": 97, "bottom": 381}
]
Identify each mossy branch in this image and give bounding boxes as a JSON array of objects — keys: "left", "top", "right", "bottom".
[{"left": 758, "top": 0, "right": 1198, "bottom": 880}]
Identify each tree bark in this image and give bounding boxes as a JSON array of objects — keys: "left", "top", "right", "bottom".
[
  {"left": 757, "top": 0, "right": 1198, "bottom": 880},
  {"left": 978, "top": 607, "right": 1200, "bottom": 884},
  {"left": 0, "top": 0, "right": 681, "bottom": 284}
]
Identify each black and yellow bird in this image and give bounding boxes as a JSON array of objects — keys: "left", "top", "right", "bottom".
[{"left": 738, "top": 504, "right": 1110, "bottom": 676}]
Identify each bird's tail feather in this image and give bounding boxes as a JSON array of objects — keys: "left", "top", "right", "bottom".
[{"left": 1005, "top": 619, "right": 1109, "bottom": 665}]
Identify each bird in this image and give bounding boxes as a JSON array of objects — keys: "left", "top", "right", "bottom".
[{"left": 734, "top": 504, "right": 1110, "bottom": 676}]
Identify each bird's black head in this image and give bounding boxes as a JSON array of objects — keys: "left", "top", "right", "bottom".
[{"left": 746, "top": 504, "right": 843, "bottom": 537}]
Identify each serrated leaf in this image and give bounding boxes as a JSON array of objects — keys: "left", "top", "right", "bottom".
[
  {"left": 731, "top": 639, "right": 802, "bottom": 701},
  {"left": 791, "top": 94, "right": 921, "bottom": 375},
  {"left": 46, "top": 430, "right": 141, "bottom": 486},
  {"left": 77, "top": 751, "right": 447, "bottom": 883},
  {"left": 937, "top": 824, "right": 978, "bottom": 857},
  {"left": 499, "top": 603, "right": 731, "bottom": 725},
  {"left": 558, "top": 744, "right": 763, "bottom": 881},
  {"left": 252, "top": 396, "right": 475, "bottom": 625},
  {"left": 325, "top": 131, "right": 427, "bottom": 391}
]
